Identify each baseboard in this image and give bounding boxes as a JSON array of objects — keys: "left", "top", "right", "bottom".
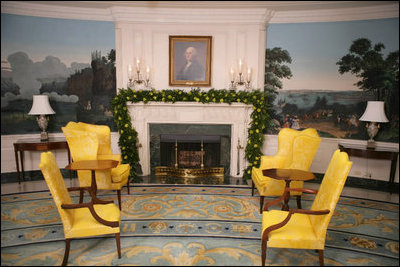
[
  {"left": 0, "top": 170, "right": 75, "bottom": 183},
  {"left": 309, "top": 173, "right": 399, "bottom": 193}
]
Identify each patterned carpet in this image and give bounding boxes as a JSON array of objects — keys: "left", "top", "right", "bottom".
[{"left": 1, "top": 185, "right": 399, "bottom": 265}]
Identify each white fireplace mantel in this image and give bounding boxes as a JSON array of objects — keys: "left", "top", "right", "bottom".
[{"left": 127, "top": 101, "right": 252, "bottom": 177}]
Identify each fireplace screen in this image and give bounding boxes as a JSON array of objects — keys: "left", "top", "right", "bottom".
[
  {"left": 155, "top": 134, "right": 224, "bottom": 178},
  {"left": 160, "top": 134, "right": 220, "bottom": 168},
  {"left": 179, "top": 151, "right": 203, "bottom": 167}
]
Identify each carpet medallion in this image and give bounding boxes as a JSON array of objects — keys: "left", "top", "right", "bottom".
[{"left": 1, "top": 185, "right": 398, "bottom": 266}]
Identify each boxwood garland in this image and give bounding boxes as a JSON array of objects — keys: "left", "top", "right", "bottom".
[{"left": 111, "top": 88, "right": 271, "bottom": 182}]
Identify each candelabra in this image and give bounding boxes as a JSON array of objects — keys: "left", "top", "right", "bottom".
[
  {"left": 127, "top": 58, "right": 151, "bottom": 89},
  {"left": 229, "top": 59, "right": 252, "bottom": 90}
]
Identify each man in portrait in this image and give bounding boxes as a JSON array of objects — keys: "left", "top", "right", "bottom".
[{"left": 176, "top": 46, "right": 205, "bottom": 81}]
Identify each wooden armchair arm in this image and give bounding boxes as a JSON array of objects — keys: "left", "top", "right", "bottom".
[
  {"left": 61, "top": 202, "right": 119, "bottom": 227},
  {"left": 263, "top": 187, "right": 318, "bottom": 212},
  {"left": 68, "top": 187, "right": 114, "bottom": 205},
  {"left": 261, "top": 208, "right": 330, "bottom": 243},
  {"left": 287, "top": 188, "right": 318, "bottom": 194}
]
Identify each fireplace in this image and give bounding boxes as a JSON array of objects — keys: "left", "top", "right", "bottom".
[
  {"left": 127, "top": 102, "right": 252, "bottom": 177},
  {"left": 150, "top": 124, "right": 231, "bottom": 177}
]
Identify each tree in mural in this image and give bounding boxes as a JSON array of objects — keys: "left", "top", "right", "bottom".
[
  {"left": 66, "top": 49, "right": 117, "bottom": 129},
  {"left": 336, "top": 38, "right": 399, "bottom": 122},
  {"left": 264, "top": 47, "right": 293, "bottom": 133}
]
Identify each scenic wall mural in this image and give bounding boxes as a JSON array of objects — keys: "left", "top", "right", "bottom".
[
  {"left": 1, "top": 14, "right": 116, "bottom": 134},
  {"left": 1, "top": 14, "right": 398, "bottom": 144},
  {"left": 266, "top": 18, "right": 399, "bottom": 143}
]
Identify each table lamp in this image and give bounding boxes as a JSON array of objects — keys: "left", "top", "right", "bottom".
[
  {"left": 28, "top": 95, "right": 55, "bottom": 141},
  {"left": 359, "top": 101, "right": 389, "bottom": 149}
]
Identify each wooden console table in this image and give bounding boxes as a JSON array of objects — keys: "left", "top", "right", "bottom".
[
  {"left": 338, "top": 143, "right": 398, "bottom": 191},
  {"left": 13, "top": 137, "right": 72, "bottom": 184}
]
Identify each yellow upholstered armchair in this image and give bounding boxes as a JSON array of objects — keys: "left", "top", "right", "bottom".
[
  {"left": 39, "top": 151, "right": 121, "bottom": 266},
  {"left": 62, "top": 122, "right": 130, "bottom": 210},
  {"left": 261, "top": 149, "right": 352, "bottom": 266},
  {"left": 252, "top": 128, "right": 321, "bottom": 213}
]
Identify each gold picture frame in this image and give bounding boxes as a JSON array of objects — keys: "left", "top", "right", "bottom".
[{"left": 169, "top": 35, "right": 212, "bottom": 86}]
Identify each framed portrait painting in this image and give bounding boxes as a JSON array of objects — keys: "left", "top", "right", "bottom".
[{"left": 169, "top": 35, "right": 212, "bottom": 86}]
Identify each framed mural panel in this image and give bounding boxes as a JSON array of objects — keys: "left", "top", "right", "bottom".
[
  {"left": 265, "top": 19, "right": 399, "bottom": 143},
  {"left": 1, "top": 14, "right": 116, "bottom": 134},
  {"left": 169, "top": 35, "right": 212, "bottom": 86}
]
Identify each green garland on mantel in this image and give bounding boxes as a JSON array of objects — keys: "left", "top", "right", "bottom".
[{"left": 111, "top": 88, "right": 271, "bottom": 182}]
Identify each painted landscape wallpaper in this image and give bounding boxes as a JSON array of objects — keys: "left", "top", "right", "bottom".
[
  {"left": 1, "top": 13, "right": 399, "bottom": 144},
  {"left": 266, "top": 19, "right": 399, "bottom": 142},
  {"left": 1, "top": 14, "right": 116, "bottom": 134}
]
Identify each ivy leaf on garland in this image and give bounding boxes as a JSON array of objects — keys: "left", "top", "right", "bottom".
[{"left": 111, "top": 88, "right": 270, "bottom": 182}]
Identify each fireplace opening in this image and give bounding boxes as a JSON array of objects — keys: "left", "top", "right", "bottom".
[
  {"left": 160, "top": 134, "right": 221, "bottom": 168},
  {"left": 149, "top": 123, "right": 231, "bottom": 178}
]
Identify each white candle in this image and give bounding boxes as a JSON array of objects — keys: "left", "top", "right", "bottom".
[
  {"left": 128, "top": 64, "right": 132, "bottom": 79},
  {"left": 136, "top": 58, "right": 140, "bottom": 70},
  {"left": 238, "top": 59, "right": 243, "bottom": 73},
  {"left": 146, "top": 66, "right": 150, "bottom": 80},
  {"left": 230, "top": 67, "right": 235, "bottom": 81},
  {"left": 247, "top": 67, "right": 251, "bottom": 82}
]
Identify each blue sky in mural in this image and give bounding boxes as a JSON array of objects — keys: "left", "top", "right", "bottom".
[
  {"left": 1, "top": 14, "right": 115, "bottom": 66},
  {"left": 267, "top": 18, "right": 399, "bottom": 91}
]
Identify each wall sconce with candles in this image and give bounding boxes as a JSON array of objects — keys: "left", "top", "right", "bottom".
[
  {"left": 229, "top": 59, "right": 252, "bottom": 90},
  {"left": 359, "top": 101, "right": 389, "bottom": 149},
  {"left": 127, "top": 57, "right": 151, "bottom": 89},
  {"left": 28, "top": 95, "right": 55, "bottom": 141}
]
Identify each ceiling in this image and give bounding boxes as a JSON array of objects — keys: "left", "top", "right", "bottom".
[{"left": 8, "top": 1, "right": 398, "bottom": 12}]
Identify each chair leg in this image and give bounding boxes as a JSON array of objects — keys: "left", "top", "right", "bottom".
[
  {"left": 251, "top": 180, "right": 255, "bottom": 196},
  {"left": 117, "top": 190, "right": 121, "bottom": 210},
  {"left": 115, "top": 233, "right": 121, "bottom": 258},
  {"left": 296, "top": 195, "right": 302, "bottom": 209},
  {"left": 261, "top": 238, "right": 267, "bottom": 266},
  {"left": 79, "top": 190, "right": 84, "bottom": 204},
  {"left": 127, "top": 179, "right": 130, "bottom": 195},
  {"left": 259, "top": 196, "right": 264, "bottom": 214},
  {"left": 318, "top": 250, "right": 324, "bottom": 266},
  {"left": 62, "top": 239, "right": 71, "bottom": 266}
]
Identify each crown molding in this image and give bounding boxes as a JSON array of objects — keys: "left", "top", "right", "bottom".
[
  {"left": 1, "top": 1, "right": 112, "bottom": 21},
  {"left": 110, "top": 6, "right": 274, "bottom": 25},
  {"left": 270, "top": 3, "right": 399, "bottom": 23},
  {"left": 1, "top": 2, "right": 274, "bottom": 25},
  {"left": 1, "top": 1, "right": 398, "bottom": 24}
]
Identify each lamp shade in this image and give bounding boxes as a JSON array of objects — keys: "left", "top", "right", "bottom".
[
  {"left": 28, "top": 95, "right": 55, "bottom": 115},
  {"left": 359, "top": 101, "right": 388, "bottom": 123}
]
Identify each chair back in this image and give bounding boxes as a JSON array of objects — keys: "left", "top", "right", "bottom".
[
  {"left": 276, "top": 128, "right": 299, "bottom": 162},
  {"left": 310, "top": 149, "right": 352, "bottom": 238},
  {"left": 287, "top": 128, "right": 321, "bottom": 170},
  {"left": 62, "top": 126, "right": 99, "bottom": 161},
  {"left": 76, "top": 122, "right": 113, "bottom": 155},
  {"left": 39, "top": 151, "right": 73, "bottom": 234},
  {"left": 62, "top": 124, "right": 114, "bottom": 188},
  {"left": 276, "top": 128, "right": 321, "bottom": 170}
]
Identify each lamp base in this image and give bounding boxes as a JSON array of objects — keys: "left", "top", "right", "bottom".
[{"left": 40, "top": 131, "right": 49, "bottom": 141}]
